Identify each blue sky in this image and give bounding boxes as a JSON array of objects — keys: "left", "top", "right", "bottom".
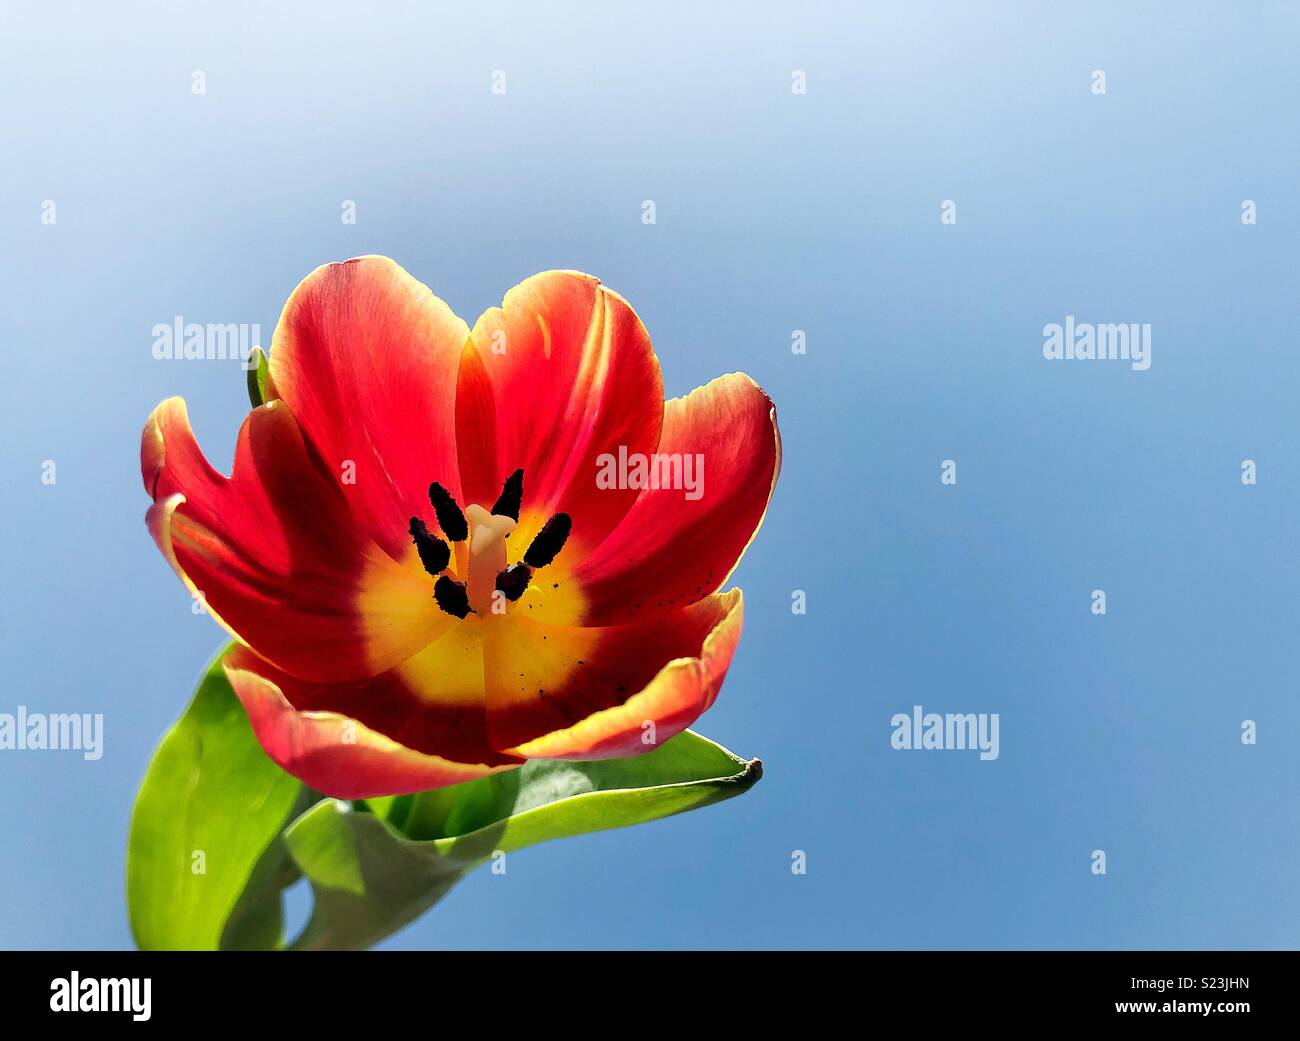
[{"left": 2, "top": 1, "right": 1298, "bottom": 949}]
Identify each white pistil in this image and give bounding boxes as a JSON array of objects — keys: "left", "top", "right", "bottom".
[{"left": 463, "top": 504, "right": 516, "bottom": 614}]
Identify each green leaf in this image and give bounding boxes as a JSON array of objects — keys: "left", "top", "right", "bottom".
[
  {"left": 128, "top": 645, "right": 761, "bottom": 951},
  {"left": 285, "top": 733, "right": 761, "bottom": 950},
  {"left": 245, "top": 346, "right": 270, "bottom": 407},
  {"left": 217, "top": 786, "right": 317, "bottom": 950},
  {"left": 126, "top": 649, "right": 303, "bottom": 950}
]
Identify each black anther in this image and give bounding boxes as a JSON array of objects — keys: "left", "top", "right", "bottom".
[
  {"left": 523, "top": 513, "right": 572, "bottom": 568},
  {"left": 433, "top": 575, "right": 471, "bottom": 618},
  {"left": 495, "top": 563, "right": 533, "bottom": 602},
  {"left": 491, "top": 468, "right": 524, "bottom": 522},
  {"left": 428, "top": 482, "right": 468, "bottom": 541},
  {"left": 409, "top": 517, "right": 451, "bottom": 576}
]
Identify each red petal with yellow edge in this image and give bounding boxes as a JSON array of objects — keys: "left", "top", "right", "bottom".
[
  {"left": 483, "top": 589, "right": 743, "bottom": 759},
  {"left": 224, "top": 646, "right": 516, "bottom": 799},
  {"left": 456, "top": 272, "right": 664, "bottom": 557},
  {"left": 268, "top": 256, "right": 470, "bottom": 557},
  {"left": 227, "top": 623, "right": 521, "bottom": 769},
  {"left": 573, "top": 373, "right": 779, "bottom": 625},
  {"left": 142, "top": 397, "right": 451, "bottom": 683}
]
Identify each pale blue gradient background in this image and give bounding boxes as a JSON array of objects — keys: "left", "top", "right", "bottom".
[{"left": 2, "top": 2, "right": 1298, "bottom": 949}]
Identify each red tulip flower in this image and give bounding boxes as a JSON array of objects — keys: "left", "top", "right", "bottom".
[{"left": 141, "top": 258, "right": 780, "bottom": 798}]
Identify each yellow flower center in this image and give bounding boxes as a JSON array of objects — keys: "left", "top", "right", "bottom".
[{"left": 409, "top": 470, "right": 572, "bottom": 619}]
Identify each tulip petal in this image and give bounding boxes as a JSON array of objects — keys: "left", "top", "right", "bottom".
[
  {"left": 224, "top": 647, "right": 516, "bottom": 800},
  {"left": 573, "top": 373, "right": 780, "bottom": 625},
  {"left": 268, "top": 256, "right": 470, "bottom": 557},
  {"left": 483, "top": 589, "right": 743, "bottom": 759},
  {"left": 227, "top": 625, "right": 520, "bottom": 770},
  {"left": 456, "top": 272, "right": 664, "bottom": 558},
  {"left": 142, "top": 397, "right": 450, "bottom": 683}
]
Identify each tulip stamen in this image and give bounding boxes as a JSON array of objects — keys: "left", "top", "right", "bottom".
[
  {"left": 495, "top": 562, "right": 532, "bottom": 602},
  {"left": 427, "top": 482, "right": 468, "bottom": 542},
  {"left": 491, "top": 468, "right": 524, "bottom": 522},
  {"left": 408, "top": 517, "right": 451, "bottom": 577},
  {"left": 433, "top": 575, "right": 471, "bottom": 618},
  {"left": 523, "top": 513, "right": 572, "bottom": 568},
  {"left": 419, "top": 470, "right": 573, "bottom": 618},
  {"left": 491, "top": 512, "right": 572, "bottom": 603}
]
